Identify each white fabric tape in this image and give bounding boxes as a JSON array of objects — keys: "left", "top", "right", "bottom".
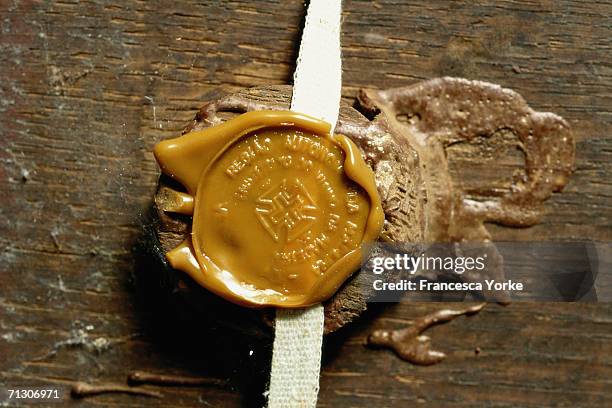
[
  {"left": 268, "top": 0, "right": 342, "bottom": 407},
  {"left": 290, "top": 0, "right": 342, "bottom": 132},
  {"left": 268, "top": 306, "right": 325, "bottom": 408}
]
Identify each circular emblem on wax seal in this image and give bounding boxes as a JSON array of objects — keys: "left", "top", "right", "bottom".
[{"left": 154, "top": 111, "right": 383, "bottom": 308}]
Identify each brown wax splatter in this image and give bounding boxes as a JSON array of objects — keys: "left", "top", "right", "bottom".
[
  {"left": 358, "top": 77, "right": 575, "bottom": 243},
  {"left": 128, "top": 371, "right": 228, "bottom": 387},
  {"left": 71, "top": 372, "right": 228, "bottom": 400},
  {"left": 71, "top": 381, "right": 162, "bottom": 399},
  {"left": 357, "top": 78, "right": 575, "bottom": 304},
  {"left": 366, "top": 303, "right": 485, "bottom": 365}
]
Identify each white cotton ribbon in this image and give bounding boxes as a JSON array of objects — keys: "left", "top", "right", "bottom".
[
  {"left": 267, "top": 1, "right": 342, "bottom": 407},
  {"left": 290, "top": 0, "right": 342, "bottom": 133},
  {"left": 267, "top": 306, "right": 325, "bottom": 408}
]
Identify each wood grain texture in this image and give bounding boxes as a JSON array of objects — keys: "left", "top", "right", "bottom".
[{"left": 0, "top": 1, "right": 610, "bottom": 407}]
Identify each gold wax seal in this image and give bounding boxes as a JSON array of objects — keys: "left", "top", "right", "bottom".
[{"left": 154, "top": 111, "right": 383, "bottom": 308}]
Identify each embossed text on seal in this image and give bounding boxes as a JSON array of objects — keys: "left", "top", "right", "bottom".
[{"left": 153, "top": 111, "right": 384, "bottom": 307}]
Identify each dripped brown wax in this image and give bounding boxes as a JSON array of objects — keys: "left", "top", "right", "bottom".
[
  {"left": 359, "top": 77, "right": 575, "bottom": 243},
  {"left": 357, "top": 79, "right": 574, "bottom": 364},
  {"left": 154, "top": 111, "right": 384, "bottom": 308},
  {"left": 367, "top": 303, "right": 485, "bottom": 365}
]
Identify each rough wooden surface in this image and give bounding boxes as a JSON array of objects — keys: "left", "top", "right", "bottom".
[{"left": 0, "top": 1, "right": 610, "bottom": 407}]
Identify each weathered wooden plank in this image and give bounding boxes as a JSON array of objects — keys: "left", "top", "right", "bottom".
[{"left": 0, "top": 0, "right": 610, "bottom": 407}]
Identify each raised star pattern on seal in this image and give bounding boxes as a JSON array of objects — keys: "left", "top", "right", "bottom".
[{"left": 255, "top": 178, "right": 318, "bottom": 243}]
